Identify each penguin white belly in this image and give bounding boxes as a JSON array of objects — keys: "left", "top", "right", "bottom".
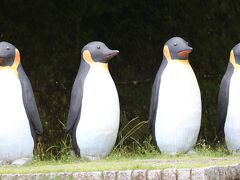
[
  {"left": 76, "top": 67, "right": 120, "bottom": 159},
  {"left": 225, "top": 69, "right": 240, "bottom": 152},
  {"left": 155, "top": 61, "right": 201, "bottom": 154},
  {"left": 0, "top": 70, "right": 34, "bottom": 161}
]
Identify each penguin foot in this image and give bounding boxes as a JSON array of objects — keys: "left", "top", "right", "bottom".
[{"left": 11, "top": 158, "right": 32, "bottom": 166}]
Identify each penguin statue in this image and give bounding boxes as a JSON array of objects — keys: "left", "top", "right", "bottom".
[
  {"left": 66, "top": 41, "right": 120, "bottom": 160},
  {"left": 217, "top": 43, "right": 240, "bottom": 153},
  {"left": 0, "top": 41, "right": 43, "bottom": 165},
  {"left": 149, "top": 37, "right": 201, "bottom": 154}
]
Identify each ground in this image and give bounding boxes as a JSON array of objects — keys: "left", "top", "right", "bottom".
[{"left": 0, "top": 149, "right": 239, "bottom": 174}]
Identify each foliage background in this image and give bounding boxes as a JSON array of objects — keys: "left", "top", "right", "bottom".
[{"left": 1, "top": 0, "right": 240, "bottom": 157}]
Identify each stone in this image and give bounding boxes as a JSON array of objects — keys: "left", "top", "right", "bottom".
[
  {"left": 218, "top": 167, "right": 226, "bottom": 180},
  {"left": 132, "top": 170, "right": 146, "bottom": 180},
  {"left": 0, "top": 174, "right": 17, "bottom": 180},
  {"left": 11, "top": 158, "right": 32, "bottom": 167},
  {"left": 162, "top": 168, "right": 176, "bottom": 180},
  {"left": 177, "top": 169, "right": 191, "bottom": 180},
  {"left": 54, "top": 172, "right": 70, "bottom": 180},
  {"left": 117, "top": 170, "right": 132, "bottom": 180},
  {"left": 191, "top": 168, "right": 205, "bottom": 180},
  {"left": 103, "top": 171, "right": 117, "bottom": 180},
  {"left": 204, "top": 166, "right": 220, "bottom": 180},
  {"left": 47, "top": 173, "right": 58, "bottom": 180},
  {"left": 64, "top": 172, "right": 74, "bottom": 179},
  {"left": 225, "top": 165, "right": 238, "bottom": 180},
  {"left": 15, "top": 174, "right": 31, "bottom": 180},
  {"left": 29, "top": 174, "right": 38, "bottom": 180},
  {"left": 2, "top": 163, "right": 240, "bottom": 180},
  {"left": 72, "top": 172, "right": 102, "bottom": 180},
  {"left": 35, "top": 173, "right": 51, "bottom": 180},
  {"left": 147, "top": 170, "right": 162, "bottom": 180},
  {"left": 234, "top": 164, "right": 240, "bottom": 178}
]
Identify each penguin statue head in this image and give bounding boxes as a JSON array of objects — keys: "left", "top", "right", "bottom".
[
  {"left": 81, "top": 41, "right": 119, "bottom": 65},
  {"left": 230, "top": 43, "right": 240, "bottom": 65},
  {"left": 163, "top": 37, "right": 192, "bottom": 61},
  {"left": 0, "top": 41, "right": 20, "bottom": 67}
]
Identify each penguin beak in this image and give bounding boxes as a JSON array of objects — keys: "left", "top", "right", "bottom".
[
  {"left": 103, "top": 50, "right": 119, "bottom": 62},
  {"left": 178, "top": 47, "right": 193, "bottom": 58}
]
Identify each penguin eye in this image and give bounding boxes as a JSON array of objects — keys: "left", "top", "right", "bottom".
[
  {"left": 97, "top": 46, "right": 100, "bottom": 49},
  {"left": 173, "top": 43, "right": 177, "bottom": 46},
  {"left": 6, "top": 47, "right": 10, "bottom": 50}
]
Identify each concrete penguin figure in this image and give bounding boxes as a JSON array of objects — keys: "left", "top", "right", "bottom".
[
  {"left": 217, "top": 43, "right": 240, "bottom": 153},
  {"left": 66, "top": 41, "right": 120, "bottom": 160},
  {"left": 0, "top": 41, "right": 43, "bottom": 166},
  {"left": 149, "top": 37, "right": 201, "bottom": 154}
]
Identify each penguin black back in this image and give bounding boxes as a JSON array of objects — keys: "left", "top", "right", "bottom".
[{"left": 217, "top": 43, "right": 240, "bottom": 134}]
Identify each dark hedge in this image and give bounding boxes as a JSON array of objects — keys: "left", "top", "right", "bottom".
[{"left": 1, "top": 0, "right": 240, "bottom": 156}]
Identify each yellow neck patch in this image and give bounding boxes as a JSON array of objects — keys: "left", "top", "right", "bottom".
[
  {"left": 0, "top": 49, "right": 20, "bottom": 77},
  {"left": 229, "top": 50, "right": 240, "bottom": 69},
  {"left": 82, "top": 50, "right": 108, "bottom": 70},
  {"left": 163, "top": 45, "right": 189, "bottom": 64}
]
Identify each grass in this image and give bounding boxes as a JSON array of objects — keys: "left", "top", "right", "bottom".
[
  {"left": 0, "top": 144, "right": 239, "bottom": 174},
  {"left": 0, "top": 117, "right": 238, "bottom": 174}
]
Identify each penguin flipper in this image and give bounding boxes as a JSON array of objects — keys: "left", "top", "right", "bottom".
[
  {"left": 217, "top": 63, "right": 234, "bottom": 134},
  {"left": 18, "top": 65, "right": 43, "bottom": 141},
  {"left": 149, "top": 59, "right": 167, "bottom": 144},
  {"left": 149, "top": 69, "right": 161, "bottom": 130},
  {"left": 66, "top": 74, "right": 83, "bottom": 155},
  {"left": 66, "top": 61, "right": 90, "bottom": 155},
  {"left": 65, "top": 73, "right": 83, "bottom": 133}
]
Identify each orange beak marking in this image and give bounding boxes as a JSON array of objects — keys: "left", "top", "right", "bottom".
[{"left": 178, "top": 49, "right": 192, "bottom": 58}]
